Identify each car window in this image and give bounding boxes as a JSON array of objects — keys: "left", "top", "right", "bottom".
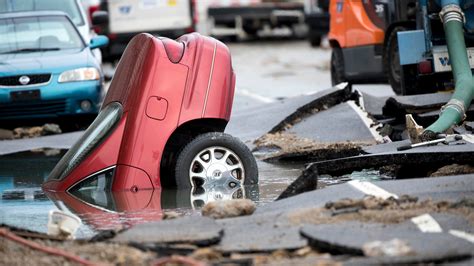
[
  {"left": 0, "top": 0, "right": 85, "bottom": 26},
  {"left": 0, "top": 16, "right": 84, "bottom": 54}
]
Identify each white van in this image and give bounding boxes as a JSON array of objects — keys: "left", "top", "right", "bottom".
[{"left": 97, "top": 0, "right": 196, "bottom": 61}]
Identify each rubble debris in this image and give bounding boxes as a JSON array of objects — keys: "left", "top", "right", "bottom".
[
  {"left": 429, "top": 164, "right": 474, "bottom": 177},
  {"left": 362, "top": 239, "right": 414, "bottom": 257},
  {"left": 201, "top": 199, "right": 256, "bottom": 219},
  {"left": 112, "top": 216, "right": 223, "bottom": 246},
  {"left": 11, "top": 124, "right": 62, "bottom": 139},
  {"left": 254, "top": 132, "right": 365, "bottom": 162},
  {"left": 151, "top": 255, "right": 206, "bottom": 266},
  {"left": 405, "top": 114, "right": 424, "bottom": 143}
]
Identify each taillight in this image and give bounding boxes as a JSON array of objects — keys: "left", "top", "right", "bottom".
[{"left": 418, "top": 60, "right": 433, "bottom": 74}]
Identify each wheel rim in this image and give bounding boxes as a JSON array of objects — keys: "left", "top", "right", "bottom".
[
  {"left": 189, "top": 146, "right": 245, "bottom": 187},
  {"left": 190, "top": 185, "right": 245, "bottom": 210}
]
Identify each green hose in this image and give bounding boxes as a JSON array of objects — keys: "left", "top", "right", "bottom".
[{"left": 423, "top": 7, "right": 474, "bottom": 140}]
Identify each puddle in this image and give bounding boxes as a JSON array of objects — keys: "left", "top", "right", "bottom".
[{"left": 0, "top": 150, "right": 303, "bottom": 238}]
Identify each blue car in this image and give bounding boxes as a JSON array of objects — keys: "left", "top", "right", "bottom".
[{"left": 0, "top": 11, "right": 108, "bottom": 120}]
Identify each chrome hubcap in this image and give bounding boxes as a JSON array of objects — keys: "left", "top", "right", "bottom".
[{"left": 189, "top": 146, "right": 245, "bottom": 187}]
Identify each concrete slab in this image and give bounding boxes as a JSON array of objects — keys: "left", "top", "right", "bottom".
[
  {"left": 226, "top": 84, "right": 351, "bottom": 142},
  {"left": 112, "top": 216, "right": 223, "bottom": 246},
  {"left": 258, "top": 174, "right": 473, "bottom": 215},
  {"left": 287, "top": 102, "right": 379, "bottom": 144},
  {"left": 311, "top": 142, "right": 474, "bottom": 177},
  {"left": 215, "top": 213, "right": 307, "bottom": 253},
  {"left": 300, "top": 218, "right": 473, "bottom": 258},
  {"left": 0, "top": 131, "right": 83, "bottom": 156}
]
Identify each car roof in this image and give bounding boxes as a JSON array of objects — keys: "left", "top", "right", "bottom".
[{"left": 0, "top": 11, "right": 69, "bottom": 19}]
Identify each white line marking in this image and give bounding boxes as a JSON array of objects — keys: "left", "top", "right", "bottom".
[
  {"left": 449, "top": 230, "right": 474, "bottom": 243},
  {"left": 236, "top": 88, "right": 275, "bottom": 103},
  {"left": 348, "top": 180, "right": 399, "bottom": 200},
  {"left": 347, "top": 100, "right": 384, "bottom": 143},
  {"left": 411, "top": 214, "right": 443, "bottom": 233}
]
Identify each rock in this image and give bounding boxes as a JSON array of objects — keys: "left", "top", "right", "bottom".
[
  {"left": 0, "top": 129, "right": 14, "bottom": 140},
  {"left": 362, "top": 239, "right": 415, "bottom": 257},
  {"left": 42, "top": 123, "right": 62, "bottom": 135},
  {"left": 12, "top": 124, "right": 62, "bottom": 139},
  {"left": 201, "top": 199, "right": 256, "bottom": 219},
  {"left": 163, "top": 211, "right": 181, "bottom": 220}
]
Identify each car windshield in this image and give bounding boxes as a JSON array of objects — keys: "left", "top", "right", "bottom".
[
  {"left": 0, "top": 0, "right": 84, "bottom": 26},
  {"left": 0, "top": 15, "right": 84, "bottom": 54}
]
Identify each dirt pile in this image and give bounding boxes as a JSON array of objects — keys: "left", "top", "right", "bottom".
[
  {"left": 430, "top": 164, "right": 474, "bottom": 177},
  {"left": 0, "top": 124, "right": 62, "bottom": 140},
  {"left": 254, "top": 132, "right": 367, "bottom": 162},
  {"left": 288, "top": 196, "right": 474, "bottom": 225}
]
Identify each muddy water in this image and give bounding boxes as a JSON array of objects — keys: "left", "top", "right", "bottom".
[{"left": 0, "top": 150, "right": 303, "bottom": 237}]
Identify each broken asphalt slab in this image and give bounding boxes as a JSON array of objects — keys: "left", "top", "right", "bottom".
[
  {"left": 382, "top": 93, "right": 454, "bottom": 117},
  {"left": 308, "top": 142, "right": 474, "bottom": 177},
  {"left": 226, "top": 83, "right": 352, "bottom": 143},
  {"left": 287, "top": 101, "right": 381, "bottom": 144},
  {"left": 109, "top": 174, "right": 472, "bottom": 257},
  {"left": 257, "top": 174, "right": 474, "bottom": 215},
  {"left": 214, "top": 214, "right": 308, "bottom": 253},
  {"left": 112, "top": 216, "right": 223, "bottom": 246},
  {"left": 300, "top": 214, "right": 473, "bottom": 259}
]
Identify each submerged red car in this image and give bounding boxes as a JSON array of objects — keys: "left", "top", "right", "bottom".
[{"left": 43, "top": 33, "right": 258, "bottom": 192}]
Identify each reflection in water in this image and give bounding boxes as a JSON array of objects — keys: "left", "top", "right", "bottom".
[
  {"left": 47, "top": 184, "right": 259, "bottom": 231},
  {"left": 0, "top": 150, "right": 300, "bottom": 236}
]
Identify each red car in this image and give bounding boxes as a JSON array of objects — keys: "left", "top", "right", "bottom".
[{"left": 43, "top": 33, "right": 258, "bottom": 192}]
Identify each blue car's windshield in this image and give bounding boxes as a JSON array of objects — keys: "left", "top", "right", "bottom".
[
  {"left": 0, "top": 15, "right": 84, "bottom": 54},
  {"left": 0, "top": 0, "right": 85, "bottom": 26}
]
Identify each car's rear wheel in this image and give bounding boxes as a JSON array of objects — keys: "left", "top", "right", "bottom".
[{"left": 174, "top": 132, "right": 258, "bottom": 188}]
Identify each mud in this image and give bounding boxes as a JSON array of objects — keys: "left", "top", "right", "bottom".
[
  {"left": 287, "top": 196, "right": 474, "bottom": 226},
  {"left": 0, "top": 232, "right": 155, "bottom": 265},
  {"left": 254, "top": 132, "right": 368, "bottom": 162},
  {"left": 429, "top": 164, "right": 474, "bottom": 177}
]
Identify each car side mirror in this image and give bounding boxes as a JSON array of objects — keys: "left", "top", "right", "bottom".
[
  {"left": 92, "top": 10, "right": 108, "bottom": 26},
  {"left": 90, "top": 35, "right": 109, "bottom": 49}
]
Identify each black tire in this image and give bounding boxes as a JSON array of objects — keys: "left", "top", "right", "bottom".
[
  {"left": 330, "top": 46, "right": 346, "bottom": 86},
  {"left": 309, "top": 35, "right": 322, "bottom": 47},
  {"left": 175, "top": 132, "right": 258, "bottom": 188},
  {"left": 384, "top": 26, "right": 406, "bottom": 95}
]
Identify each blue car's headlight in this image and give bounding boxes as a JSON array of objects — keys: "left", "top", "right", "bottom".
[{"left": 58, "top": 67, "right": 100, "bottom": 83}]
